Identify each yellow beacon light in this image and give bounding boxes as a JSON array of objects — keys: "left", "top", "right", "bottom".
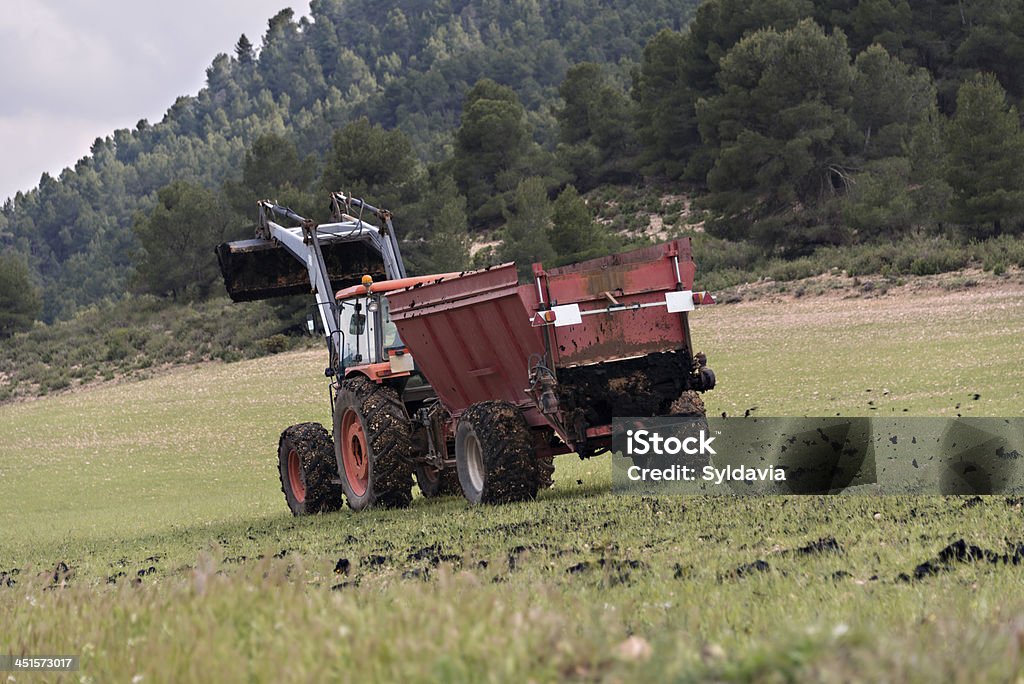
[{"left": 361, "top": 274, "right": 373, "bottom": 290}]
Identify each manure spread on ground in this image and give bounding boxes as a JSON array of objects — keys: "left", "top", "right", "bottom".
[
  {"left": 51, "top": 561, "right": 73, "bottom": 585},
  {"left": 897, "top": 538, "right": 1024, "bottom": 582},
  {"left": 361, "top": 554, "right": 389, "bottom": 568},
  {"left": 730, "top": 559, "right": 771, "bottom": 578},
  {"left": 406, "top": 543, "right": 461, "bottom": 567},
  {"left": 791, "top": 536, "right": 843, "bottom": 556},
  {"left": 564, "top": 558, "right": 645, "bottom": 585}
]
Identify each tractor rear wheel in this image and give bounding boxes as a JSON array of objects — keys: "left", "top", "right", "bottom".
[
  {"left": 334, "top": 376, "right": 414, "bottom": 511},
  {"left": 278, "top": 422, "right": 343, "bottom": 516},
  {"left": 455, "top": 401, "right": 538, "bottom": 505}
]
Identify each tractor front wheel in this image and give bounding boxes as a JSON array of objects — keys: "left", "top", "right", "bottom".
[
  {"left": 334, "top": 376, "right": 414, "bottom": 511},
  {"left": 278, "top": 422, "right": 343, "bottom": 516},
  {"left": 455, "top": 401, "right": 538, "bottom": 505}
]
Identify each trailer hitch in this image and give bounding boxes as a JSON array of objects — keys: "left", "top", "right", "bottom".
[
  {"left": 526, "top": 356, "right": 589, "bottom": 452},
  {"left": 414, "top": 401, "right": 450, "bottom": 471},
  {"left": 527, "top": 361, "right": 560, "bottom": 415}
]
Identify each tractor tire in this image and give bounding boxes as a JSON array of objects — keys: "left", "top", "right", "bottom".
[
  {"left": 278, "top": 422, "right": 343, "bottom": 516},
  {"left": 415, "top": 463, "right": 461, "bottom": 498},
  {"left": 455, "top": 401, "right": 538, "bottom": 505},
  {"left": 334, "top": 376, "right": 414, "bottom": 511}
]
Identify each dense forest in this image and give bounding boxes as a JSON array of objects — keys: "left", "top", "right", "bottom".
[{"left": 2, "top": 0, "right": 1024, "bottom": 334}]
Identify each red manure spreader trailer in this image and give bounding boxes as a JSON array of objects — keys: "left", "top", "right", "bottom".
[{"left": 217, "top": 194, "right": 715, "bottom": 514}]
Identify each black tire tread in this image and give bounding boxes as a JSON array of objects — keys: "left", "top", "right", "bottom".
[
  {"left": 278, "top": 422, "right": 342, "bottom": 516},
  {"left": 460, "top": 401, "right": 538, "bottom": 504},
  {"left": 337, "top": 376, "right": 414, "bottom": 509}
]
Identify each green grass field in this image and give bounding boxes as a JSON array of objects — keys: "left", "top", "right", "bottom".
[{"left": 2, "top": 277, "right": 1024, "bottom": 682}]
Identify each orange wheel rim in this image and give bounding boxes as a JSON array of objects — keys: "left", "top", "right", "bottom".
[
  {"left": 341, "top": 409, "right": 369, "bottom": 497},
  {"left": 287, "top": 448, "right": 306, "bottom": 503}
]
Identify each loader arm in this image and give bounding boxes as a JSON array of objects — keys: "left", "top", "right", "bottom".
[{"left": 217, "top": 194, "right": 408, "bottom": 377}]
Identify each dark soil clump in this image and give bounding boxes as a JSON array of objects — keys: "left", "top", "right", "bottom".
[
  {"left": 898, "top": 538, "right": 1024, "bottom": 581},
  {"left": 732, "top": 560, "right": 771, "bottom": 578},
  {"left": 361, "top": 554, "right": 389, "bottom": 568},
  {"left": 794, "top": 536, "right": 843, "bottom": 556}
]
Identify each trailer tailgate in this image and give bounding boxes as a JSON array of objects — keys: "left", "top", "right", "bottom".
[
  {"left": 387, "top": 264, "right": 545, "bottom": 417},
  {"left": 543, "top": 240, "right": 696, "bottom": 367}
]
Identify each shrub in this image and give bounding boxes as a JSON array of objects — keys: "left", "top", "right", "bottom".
[{"left": 259, "top": 334, "right": 291, "bottom": 354}]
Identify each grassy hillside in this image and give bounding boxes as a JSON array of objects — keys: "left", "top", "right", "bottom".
[{"left": 1, "top": 282, "right": 1023, "bottom": 681}]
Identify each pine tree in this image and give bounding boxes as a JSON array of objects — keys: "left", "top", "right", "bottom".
[
  {"left": 234, "top": 34, "right": 254, "bottom": 65},
  {"left": 851, "top": 44, "right": 935, "bottom": 161},
  {"left": 224, "top": 133, "right": 316, "bottom": 219},
  {"left": 0, "top": 252, "right": 41, "bottom": 337},
  {"left": 944, "top": 73, "right": 1024, "bottom": 235},
  {"left": 500, "top": 177, "right": 556, "bottom": 278},
  {"left": 549, "top": 185, "right": 611, "bottom": 264},
  {"left": 697, "top": 19, "right": 858, "bottom": 248},
  {"left": 453, "top": 80, "right": 533, "bottom": 225},
  {"left": 555, "top": 64, "right": 639, "bottom": 188},
  {"left": 133, "top": 182, "right": 236, "bottom": 300},
  {"left": 321, "top": 117, "right": 420, "bottom": 211},
  {"left": 429, "top": 195, "right": 472, "bottom": 273}
]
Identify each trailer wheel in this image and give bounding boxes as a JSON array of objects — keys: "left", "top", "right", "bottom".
[
  {"left": 415, "top": 463, "right": 461, "bottom": 498},
  {"left": 278, "top": 422, "right": 343, "bottom": 516},
  {"left": 335, "top": 376, "right": 414, "bottom": 511},
  {"left": 455, "top": 401, "right": 538, "bottom": 505}
]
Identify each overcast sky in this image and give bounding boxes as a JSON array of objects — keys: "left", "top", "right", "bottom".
[{"left": 0, "top": 0, "right": 306, "bottom": 202}]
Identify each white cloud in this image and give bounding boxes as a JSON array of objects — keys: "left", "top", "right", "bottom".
[
  {"left": 0, "top": 2, "right": 125, "bottom": 117},
  {"left": 0, "top": 0, "right": 306, "bottom": 201},
  {"left": 0, "top": 111, "right": 118, "bottom": 198}
]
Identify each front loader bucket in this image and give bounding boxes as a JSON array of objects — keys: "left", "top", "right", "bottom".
[{"left": 215, "top": 238, "right": 386, "bottom": 302}]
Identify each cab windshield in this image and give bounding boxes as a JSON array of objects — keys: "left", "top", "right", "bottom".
[
  {"left": 339, "top": 298, "right": 375, "bottom": 364},
  {"left": 381, "top": 296, "right": 403, "bottom": 350},
  {"left": 338, "top": 294, "right": 403, "bottom": 364}
]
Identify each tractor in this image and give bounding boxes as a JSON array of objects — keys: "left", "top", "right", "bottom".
[{"left": 217, "top": 193, "right": 715, "bottom": 514}]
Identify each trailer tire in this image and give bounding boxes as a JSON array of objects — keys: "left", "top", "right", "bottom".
[
  {"left": 415, "top": 463, "right": 461, "bottom": 498},
  {"left": 455, "top": 401, "right": 538, "bottom": 505},
  {"left": 335, "top": 376, "right": 414, "bottom": 511},
  {"left": 278, "top": 422, "right": 343, "bottom": 516}
]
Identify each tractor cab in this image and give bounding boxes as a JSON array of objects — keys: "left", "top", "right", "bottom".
[{"left": 333, "top": 273, "right": 461, "bottom": 381}]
